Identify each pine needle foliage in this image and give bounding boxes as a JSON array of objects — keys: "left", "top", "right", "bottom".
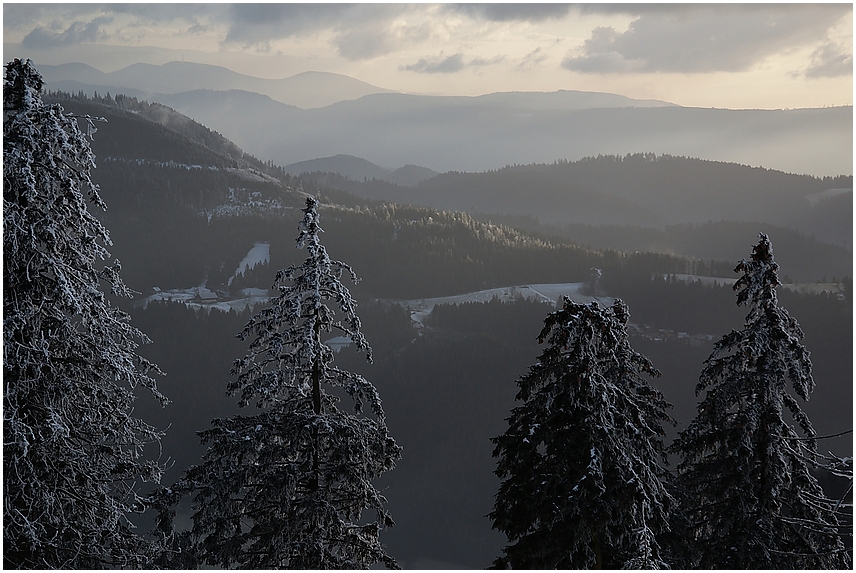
[
  {"left": 3, "top": 58, "right": 167, "bottom": 568},
  {"left": 671, "top": 233, "right": 851, "bottom": 569},
  {"left": 490, "top": 298, "right": 675, "bottom": 569},
  {"left": 170, "top": 197, "right": 401, "bottom": 569}
]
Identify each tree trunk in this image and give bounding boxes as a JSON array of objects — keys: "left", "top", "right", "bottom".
[{"left": 310, "top": 318, "right": 322, "bottom": 492}]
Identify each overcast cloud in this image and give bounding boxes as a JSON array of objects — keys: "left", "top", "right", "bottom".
[
  {"left": 448, "top": 3, "right": 574, "bottom": 22},
  {"left": 804, "top": 42, "right": 854, "bottom": 78},
  {"left": 403, "top": 53, "right": 466, "bottom": 74},
  {"left": 2, "top": 3, "right": 851, "bottom": 109},
  {"left": 562, "top": 4, "right": 851, "bottom": 75},
  {"left": 8, "top": 4, "right": 850, "bottom": 74},
  {"left": 23, "top": 16, "right": 112, "bottom": 48},
  {"left": 223, "top": 4, "right": 355, "bottom": 47}
]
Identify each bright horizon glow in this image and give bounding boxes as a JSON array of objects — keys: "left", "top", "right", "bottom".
[{"left": 3, "top": 3, "right": 852, "bottom": 110}]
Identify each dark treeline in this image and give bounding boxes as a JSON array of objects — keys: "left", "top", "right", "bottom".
[
  {"left": 130, "top": 278, "right": 851, "bottom": 568},
  {"left": 92, "top": 160, "right": 300, "bottom": 289},
  {"left": 45, "top": 92, "right": 234, "bottom": 167},
  {"left": 473, "top": 217, "right": 853, "bottom": 282},
  {"left": 83, "top": 141, "right": 753, "bottom": 302},
  {"left": 297, "top": 154, "right": 852, "bottom": 246}
]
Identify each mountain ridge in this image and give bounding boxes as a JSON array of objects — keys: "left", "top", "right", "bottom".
[
  {"left": 38, "top": 62, "right": 850, "bottom": 176},
  {"left": 285, "top": 154, "right": 439, "bottom": 187},
  {"left": 300, "top": 153, "right": 852, "bottom": 250},
  {"left": 44, "top": 90, "right": 852, "bottom": 283},
  {"left": 38, "top": 60, "right": 397, "bottom": 109},
  {"left": 157, "top": 90, "right": 854, "bottom": 177}
]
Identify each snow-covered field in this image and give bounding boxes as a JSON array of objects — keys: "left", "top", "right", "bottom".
[
  {"left": 396, "top": 283, "right": 614, "bottom": 327},
  {"left": 228, "top": 242, "right": 270, "bottom": 286},
  {"left": 667, "top": 273, "right": 845, "bottom": 298},
  {"left": 804, "top": 187, "right": 851, "bottom": 207},
  {"left": 140, "top": 286, "right": 271, "bottom": 313},
  {"left": 139, "top": 247, "right": 843, "bottom": 326},
  {"left": 667, "top": 274, "right": 737, "bottom": 287},
  {"left": 138, "top": 280, "right": 611, "bottom": 324}
]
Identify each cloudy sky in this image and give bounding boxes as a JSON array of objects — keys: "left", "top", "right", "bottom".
[{"left": 3, "top": 3, "right": 852, "bottom": 109}]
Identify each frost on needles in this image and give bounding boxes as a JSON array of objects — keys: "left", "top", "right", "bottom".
[
  {"left": 155, "top": 197, "right": 402, "bottom": 569},
  {"left": 3, "top": 58, "right": 168, "bottom": 568},
  {"left": 670, "top": 233, "right": 851, "bottom": 569},
  {"left": 489, "top": 298, "right": 675, "bottom": 569}
]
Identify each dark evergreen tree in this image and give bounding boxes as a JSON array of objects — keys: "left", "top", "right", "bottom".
[
  {"left": 3, "top": 58, "right": 168, "bottom": 568},
  {"left": 489, "top": 298, "right": 675, "bottom": 569},
  {"left": 165, "top": 197, "right": 401, "bottom": 568},
  {"left": 671, "top": 233, "right": 851, "bottom": 569}
]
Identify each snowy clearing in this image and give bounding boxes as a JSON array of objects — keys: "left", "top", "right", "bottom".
[
  {"left": 667, "top": 274, "right": 845, "bottom": 298},
  {"left": 229, "top": 242, "right": 271, "bottom": 286},
  {"left": 139, "top": 286, "right": 271, "bottom": 313},
  {"left": 396, "top": 283, "right": 614, "bottom": 327},
  {"left": 666, "top": 274, "right": 737, "bottom": 287},
  {"left": 804, "top": 187, "right": 851, "bottom": 207},
  {"left": 138, "top": 281, "right": 611, "bottom": 322},
  {"left": 224, "top": 167, "right": 283, "bottom": 185}
]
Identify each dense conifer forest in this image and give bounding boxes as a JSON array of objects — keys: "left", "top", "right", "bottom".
[{"left": 6, "top": 65, "right": 851, "bottom": 568}]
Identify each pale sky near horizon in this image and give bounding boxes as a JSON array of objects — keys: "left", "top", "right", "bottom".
[{"left": 3, "top": 3, "right": 853, "bottom": 110}]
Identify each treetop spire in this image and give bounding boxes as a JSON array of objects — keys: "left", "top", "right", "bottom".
[{"left": 734, "top": 232, "right": 781, "bottom": 312}]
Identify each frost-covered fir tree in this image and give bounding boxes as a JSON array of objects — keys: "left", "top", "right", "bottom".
[
  {"left": 671, "top": 234, "right": 851, "bottom": 569},
  {"left": 3, "top": 58, "right": 168, "bottom": 568},
  {"left": 490, "top": 298, "right": 675, "bottom": 569},
  {"left": 172, "top": 197, "right": 401, "bottom": 569}
]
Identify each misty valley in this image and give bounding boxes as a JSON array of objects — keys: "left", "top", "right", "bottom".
[{"left": 5, "top": 62, "right": 852, "bottom": 569}]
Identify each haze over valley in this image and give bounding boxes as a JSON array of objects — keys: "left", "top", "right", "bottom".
[
  {"left": 4, "top": 3, "right": 852, "bottom": 569},
  {"left": 33, "top": 60, "right": 852, "bottom": 177}
]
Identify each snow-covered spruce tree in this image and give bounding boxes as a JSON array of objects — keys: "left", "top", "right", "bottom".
[
  {"left": 671, "top": 233, "right": 851, "bottom": 569},
  {"left": 175, "top": 197, "right": 401, "bottom": 569},
  {"left": 490, "top": 298, "right": 675, "bottom": 569},
  {"left": 3, "top": 58, "right": 168, "bottom": 568}
]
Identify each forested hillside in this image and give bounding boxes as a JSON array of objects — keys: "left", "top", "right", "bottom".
[
  {"left": 49, "top": 91, "right": 742, "bottom": 300},
  {"left": 16, "top": 88, "right": 851, "bottom": 568},
  {"left": 301, "top": 155, "right": 852, "bottom": 250}
]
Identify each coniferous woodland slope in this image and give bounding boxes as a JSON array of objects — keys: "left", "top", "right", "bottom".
[
  {"left": 303, "top": 156, "right": 852, "bottom": 250},
  {"left": 46, "top": 91, "right": 737, "bottom": 298},
  {"left": 34, "top": 90, "right": 851, "bottom": 568}
]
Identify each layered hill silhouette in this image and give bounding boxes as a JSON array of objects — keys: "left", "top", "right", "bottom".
[
  {"left": 37, "top": 60, "right": 395, "bottom": 108},
  {"left": 161, "top": 91, "right": 852, "bottom": 177},
  {"left": 285, "top": 154, "right": 439, "bottom": 186},
  {"left": 299, "top": 155, "right": 852, "bottom": 250},
  {"left": 38, "top": 61, "right": 855, "bottom": 178},
  {"left": 45, "top": 90, "right": 852, "bottom": 283}
]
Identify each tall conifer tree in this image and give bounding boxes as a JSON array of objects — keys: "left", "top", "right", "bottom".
[
  {"left": 170, "top": 197, "right": 401, "bottom": 569},
  {"left": 4, "top": 58, "right": 167, "bottom": 568},
  {"left": 671, "top": 233, "right": 850, "bottom": 569},
  {"left": 490, "top": 298, "right": 674, "bottom": 569}
]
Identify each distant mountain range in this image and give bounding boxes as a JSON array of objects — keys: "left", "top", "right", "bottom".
[
  {"left": 29, "top": 59, "right": 856, "bottom": 177},
  {"left": 271, "top": 149, "right": 854, "bottom": 254},
  {"left": 34, "top": 60, "right": 851, "bottom": 178},
  {"left": 37, "top": 60, "right": 396, "bottom": 108},
  {"left": 298, "top": 154, "right": 852, "bottom": 250},
  {"left": 285, "top": 155, "right": 438, "bottom": 187},
  {"left": 44, "top": 88, "right": 852, "bottom": 260}
]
